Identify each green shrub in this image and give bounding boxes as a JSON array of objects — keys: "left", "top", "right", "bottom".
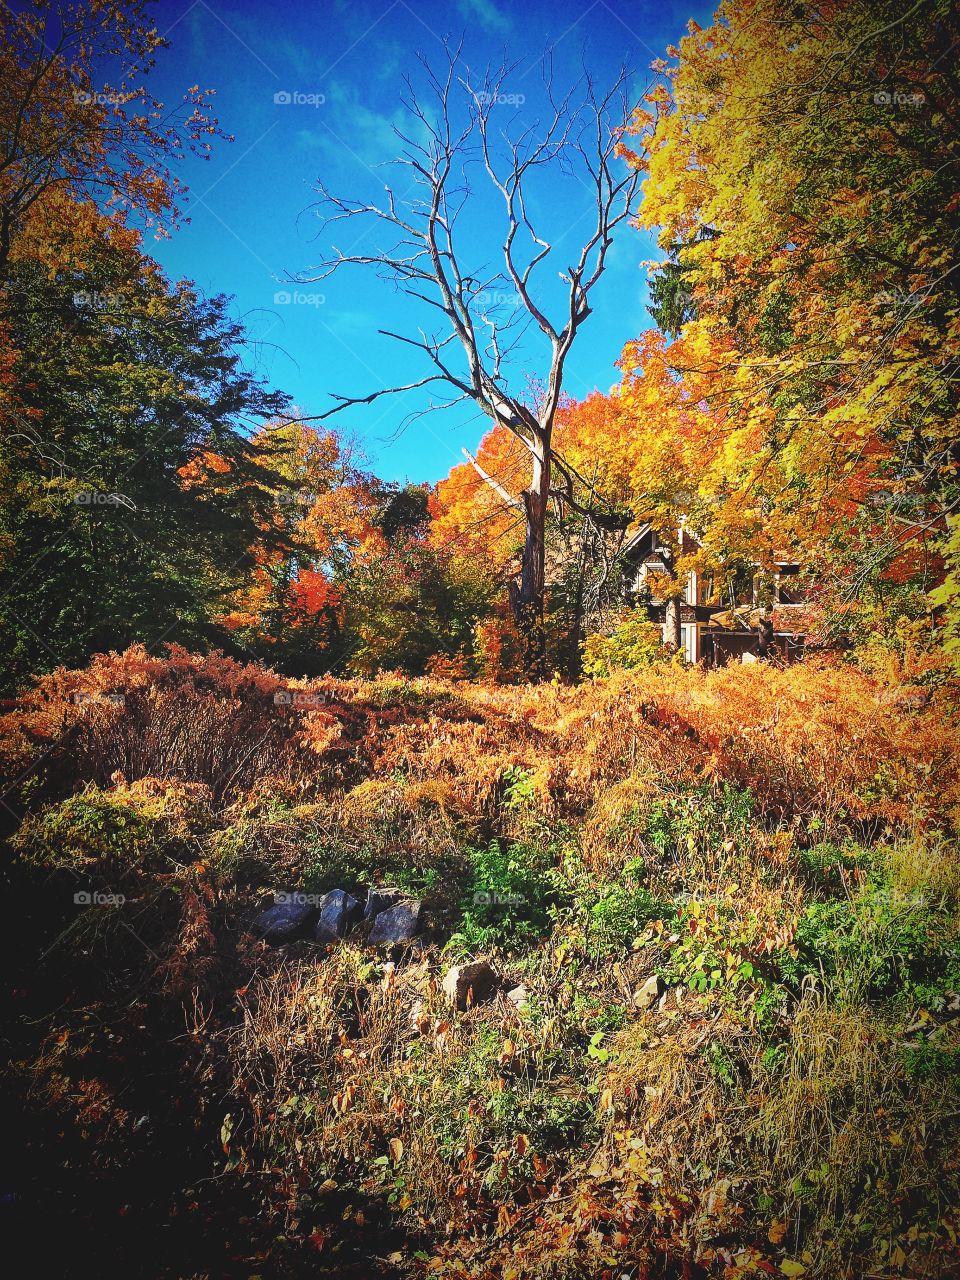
[
  {"left": 447, "top": 839, "right": 562, "bottom": 952},
  {"left": 780, "top": 875, "right": 960, "bottom": 1006},
  {"left": 646, "top": 783, "right": 754, "bottom": 867},
  {"left": 577, "top": 859, "right": 673, "bottom": 955},
  {"left": 581, "top": 610, "right": 669, "bottom": 678},
  {"left": 798, "top": 839, "right": 872, "bottom": 887},
  {"left": 8, "top": 778, "right": 208, "bottom": 880}
]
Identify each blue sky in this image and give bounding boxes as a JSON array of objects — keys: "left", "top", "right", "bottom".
[{"left": 144, "top": 0, "right": 711, "bottom": 483}]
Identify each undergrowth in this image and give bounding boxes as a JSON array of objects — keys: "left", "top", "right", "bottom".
[{"left": 2, "top": 646, "right": 959, "bottom": 1278}]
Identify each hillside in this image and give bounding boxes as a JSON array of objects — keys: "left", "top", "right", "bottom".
[{"left": 3, "top": 645, "right": 959, "bottom": 1278}]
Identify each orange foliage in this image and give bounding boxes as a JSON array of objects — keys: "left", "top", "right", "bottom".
[
  {"left": 4, "top": 646, "right": 956, "bottom": 839},
  {"left": 432, "top": 424, "right": 525, "bottom": 573}
]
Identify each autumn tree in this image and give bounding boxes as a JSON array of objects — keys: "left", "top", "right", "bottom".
[
  {"left": 217, "top": 419, "right": 387, "bottom": 673},
  {"left": 296, "top": 47, "right": 643, "bottom": 678},
  {"left": 0, "top": 0, "right": 225, "bottom": 270},
  {"left": 342, "top": 512, "right": 496, "bottom": 676},
  {"left": 628, "top": 0, "right": 960, "bottom": 642},
  {"left": 0, "top": 211, "right": 292, "bottom": 689}
]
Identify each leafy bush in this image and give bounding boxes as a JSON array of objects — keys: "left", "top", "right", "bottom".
[
  {"left": 581, "top": 610, "right": 669, "bottom": 677},
  {"left": 575, "top": 859, "right": 673, "bottom": 954},
  {"left": 11, "top": 777, "right": 212, "bottom": 874},
  {"left": 798, "top": 839, "right": 872, "bottom": 889},
  {"left": 645, "top": 783, "right": 755, "bottom": 880},
  {"left": 448, "top": 839, "right": 561, "bottom": 951}
]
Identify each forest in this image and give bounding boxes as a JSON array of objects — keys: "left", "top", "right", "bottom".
[{"left": 1, "top": 0, "right": 959, "bottom": 1276}]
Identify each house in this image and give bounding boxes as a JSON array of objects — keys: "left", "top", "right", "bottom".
[{"left": 621, "top": 525, "right": 811, "bottom": 666}]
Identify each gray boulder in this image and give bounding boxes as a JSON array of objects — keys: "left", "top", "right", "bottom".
[
  {"left": 368, "top": 899, "right": 422, "bottom": 946},
  {"left": 315, "top": 889, "right": 361, "bottom": 943},
  {"left": 442, "top": 960, "right": 500, "bottom": 1010},
  {"left": 252, "top": 896, "right": 316, "bottom": 944}
]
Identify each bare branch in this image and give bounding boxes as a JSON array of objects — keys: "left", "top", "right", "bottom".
[{"left": 462, "top": 447, "right": 523, "bottom": 509}]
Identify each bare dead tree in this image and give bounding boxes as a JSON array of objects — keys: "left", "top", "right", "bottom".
[{"left": 295, "top": 44, "right": 643, "bottom": 678}]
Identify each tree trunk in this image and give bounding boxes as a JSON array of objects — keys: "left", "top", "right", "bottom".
[
  {"left": 513, "top": 439, "right": 550, "bottom": 680},
  {"left": 664, "top": 595, "right": 682, "bottom": 654},
  {"left": 757, "top": 614, "right": 774, "bottom": 658}
]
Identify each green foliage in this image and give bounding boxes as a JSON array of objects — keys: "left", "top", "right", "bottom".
[
  {"left": 902, "top": 1038, "right": 960, "bottom": 1083},
  {"left": 302, "top": 839, "right": 383, "bottom": 897},
  {"left": 374, "top": 484, "right": 430, "bottom": 542},
  {"left": 12, "top": 786, "right": 155, "bottom": 871},
  {"left": 780, "top": 874, "right": 960, "bottom": 1007},
  {"left": 0, "top": 239, "right": 294, "bottom": 691},
  {"left": 341, "top": 535, "right": 495, "bottom": 677},
  {"left": 646, "top": 252, "right": 700, "bottom": 336},
  {"left": 418, "top": 1021, "right": 594, "bottom": 1186},
  {"left": 500, "top": 765, "right": 538, "bottom": 810},
  {"left": 576, "top": 859, "right": 673, "bottom": 955},
  {"left": 663, "top": 896, "right": 765, "bottom": 995},
  {"left": 581, "top": 609, "right": 669, "bottom": 678},
  {"left": 798, "top": 840, "right": 872, "bottom": 889},
  {"left": 646, "top": 783, "right": 754, "bottom": 867},
  {"left": 447, "top": 839, "right": 561, "bottom": 952}
]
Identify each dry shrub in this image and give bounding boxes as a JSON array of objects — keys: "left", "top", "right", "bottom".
[
  {"left": 341, "top": 777, "right": 402, "bottom": 823},
  {"left": 6, "top": 647, "right": 953, "bottom": 840},
  {"left": 0, "top": 645, "right": 365, "bottom": 806},
  {"left": 614, "top": 660, "right": 960, "bottom": 835},
  {"left": 580, "top": 769, "right": 664, "bottom": 872},
  {"left": 750, "top": 996, "right": 960, "bottom": 1277},
  {"left": 888, "top": 835, "right": 960, "bottom": 905}
]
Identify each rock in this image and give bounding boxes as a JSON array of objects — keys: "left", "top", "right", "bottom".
[
  {"left": 252, "top": 896, "right": 316, "bottom": 944},
  {"left": 506, "top": 983, "right": 530, "bottom": 1009},
  {"left": 633, "top": 974, "right": 664, "bottom": 1010},
  {"left": 363, "top": 886, "right": 404, "bottom": 920},
  {"left": 368, "top": 899, "right": 422, "bottom": 946},
  {"left": 442, "top": 960, "right": 500, "bottom": 1010},
  {"left": 314, "top": 889, "right": 361, "bottom": 943}
]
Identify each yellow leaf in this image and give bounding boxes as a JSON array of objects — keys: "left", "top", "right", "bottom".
[
  {"left": 388, "top": 1137, "right": 404, "bottom": 1163},
  {"left": 780, "top": 1263, "right": 806, "bottom": 1277}
]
